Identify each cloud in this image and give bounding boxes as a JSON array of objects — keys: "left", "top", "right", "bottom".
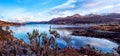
[
  {"left": 0, "top": 16, "right": 6, "bottom": 21},
  {"left": 47, "top": 0, "right": 120, "bottom": 19},
  {"left": 51, "top": 0, "right": 77, "bottom": 9},
  {"left": 41, "top": 0, "right": 52, "bottom": 5},
  {"left": 47, "top": 0, "right": 81, "bottom": 18},
  {"left": 81, "top": 0, "right": 120, "bottom": 14},
  {"left": 3, "top": 8, "right": 34, "bottom": 22},
  {"left": 1, "top": 0, "right": 120, "bottom": 22},
  {"left": 0, "top": 7, "right": 45, "bottom": 22}
]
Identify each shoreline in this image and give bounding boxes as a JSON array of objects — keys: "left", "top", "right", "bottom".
[
  {"left": 0, "top": 25, "right": 120, "bottom": 56},
  {"left": 55, "top": 26, "right": 120, "bottom": 44}
]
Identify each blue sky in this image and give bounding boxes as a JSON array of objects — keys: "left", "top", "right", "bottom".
[{"left": 0, "top": 0, "right": 120, "bottom": 22}]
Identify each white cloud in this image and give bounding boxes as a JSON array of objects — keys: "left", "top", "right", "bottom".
[
  {"left": 81, "top": 0, "right": 120, "bottom": 14},
  {"left": 0, "top": 17, "right": 6, "bottom": 21},
  {"left": 0, "top": 7, "right": 45, "bottom": 22},
  {"left": 41, "top": 0, "right": 52, "bottom": 5},
  {"left": 46, "top": 0, "right": 80, "bottom": 18},
  {"left": 0, "top": 7, "right": 28, "bottom": 22},
  {"left": 1, "top": 0, "right": 120, "bottom": 22},
  {"left": 47, "top": 0, "right": 120, "bottom": 19},
  {"left": 51, "top": 0, "right": 77, "bottom": 9}
]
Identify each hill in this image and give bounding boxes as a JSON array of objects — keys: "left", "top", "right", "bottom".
[
  {"left": 0, "top": 20, "right": 21, "bottom": 26},
  {"left": 48, "top": 13, "right": 120, "bottom": 24}
]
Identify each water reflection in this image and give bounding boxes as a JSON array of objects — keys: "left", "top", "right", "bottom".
[
  {"left": 9, "top": 24, "right": 118, "bottom": 52},
  {"left": 71, "top": 36, "right": 118, "bottom": 52}
]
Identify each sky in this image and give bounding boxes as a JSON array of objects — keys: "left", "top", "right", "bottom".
[{"left": 0, "top": 0, "right": 120, "bottom": 22}]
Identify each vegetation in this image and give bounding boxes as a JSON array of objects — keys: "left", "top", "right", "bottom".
[
  {"left": 0, "top": 26, "right": 14, "bottom": 41},
  {"left": 114, "top": 46, "right": 120, "bottom": 54},
  {"left": 0, "top": 26, "right": 120, "bottom": 56},
  {"left": 92, "top": 24, "right": 120, "bottom": 32},
  {"left": 26, "top": 27, "right": 61, "bottom": 56}
]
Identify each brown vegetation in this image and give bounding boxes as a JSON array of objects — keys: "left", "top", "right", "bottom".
[
  {"left": 0, "top": 26, "right": 120, "bottom": 56},
  {"left": 0, "top": 26, "right": 14, "bottom": 41},
  {"left": 92, "top": 24, "right": 120, "bottom": 32},
  {"left": 0, "top": 20, "right": 21, "bottom": 26}
]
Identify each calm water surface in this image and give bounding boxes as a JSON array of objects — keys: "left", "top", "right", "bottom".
[{"left": 9, "top": 24, "right": 118, "bottom": 52}]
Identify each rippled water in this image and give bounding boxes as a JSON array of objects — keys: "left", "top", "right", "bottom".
[{"left": 9, "top": 24, "right": 118, "bottom": 52}]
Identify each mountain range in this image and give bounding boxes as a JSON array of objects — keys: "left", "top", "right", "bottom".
[
  {"left": 48, "top": 13, "right": 120, "bottom": 24},
  {"left": 1, "top": 13, "right": 120, "bottom": 25}
]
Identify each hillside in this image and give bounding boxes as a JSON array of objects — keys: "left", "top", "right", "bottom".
[
  {"left": 0, "top": 20, "right": 21, "bottom": 26},
  {"left": 48, "top": 13, "right": 120, "bottom": 24}
]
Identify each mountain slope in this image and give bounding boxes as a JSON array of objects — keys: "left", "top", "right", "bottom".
[
  {"left": 48, "top": 13, "right": 120, "bottom": 24},
  {"left": 0, "top": 20, "right": 21, "bottom": 26}
]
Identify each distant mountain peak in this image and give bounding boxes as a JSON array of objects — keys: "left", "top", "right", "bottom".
[
  {"left": 72, "top": 14, "right": 81, "bottom": 17},
  {"left": 87, "top": 13, "right": 99, "bottom": 17},
  {"left": 49, "top": 13, "right": 120, "bottom": 24}
]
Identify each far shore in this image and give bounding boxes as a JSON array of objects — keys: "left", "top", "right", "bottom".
[
  {"left": 54, "top": 24, "right": 120, "bottom": 44},
  {"left": 0, "top": 21, "right": 22, "bottom": 26}
]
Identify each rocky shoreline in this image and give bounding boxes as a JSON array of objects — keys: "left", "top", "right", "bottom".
[{"left": 55, "top": 25, "right": 120, "bottom": 44}]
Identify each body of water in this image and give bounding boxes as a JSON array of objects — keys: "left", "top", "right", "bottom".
[{"left": 9, "top": 24, "right": 118, "bottom": 52}]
